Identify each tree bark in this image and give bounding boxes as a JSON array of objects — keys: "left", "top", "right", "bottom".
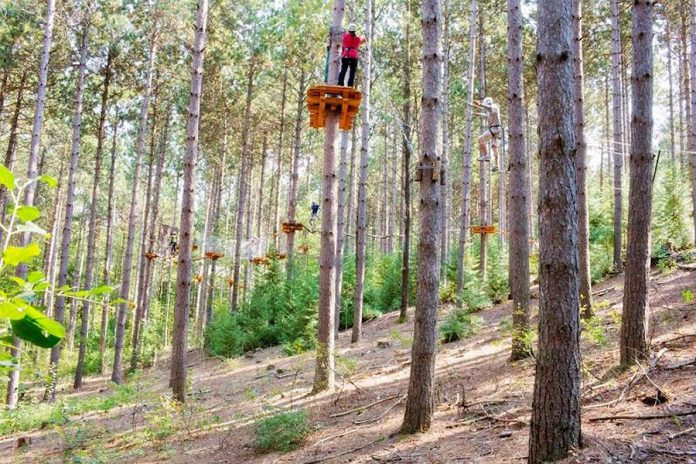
[
  {"left": 620, "top": 0, "right": 655, "bottom": 366},
  {"left": 528, "top": 0, "right": 582, "bottom": 460},
  {"left": 75, "top": 46, "right": 113, "bottom": 388},
  {"left": 398, "top": 0, "right": 412, "bottom": 323},
  {"left": 574, "top": 0, "right": 592, "bottom": 318},
  {"left": 170, "top": 0, "right": 209, "bottom": 403},
  {"left": 681, "top": 11, "right": 691, "bottom": 175},
  {"left": 112, "top": 20, "right": 158, "bottom": 385},
  {"left": 272, "top": 69, "right": 288, "bottom": 250},
  {"left": 689, "top": 0, "right": 696, "bottom": 243},
  {"left": 456, "top": 0, "right": 477, "bottom": 302},
  {"left": 353, "top": 0, "right": 372, "bottom": 341},
  {"left": 47, "top": 18, "right": 90, "bottom": 400},
  {"left": 231, "top": 57, "right": 257, "bottom": 311},
  {"left": 99, "top": 118, "right": 119, "bottom": 374},
  {"left": 667, "top": 22, "right": 677, "bottom": 175},
  {"left": 312, "top": 0, "right": 345, "bottom": 393},
  {"left": 285, "top": 70, "right": 306, "bottom": 277},
  {"left": 477, "top": 16, "right": 489, "bottom": 282},
  {"left": 507, "top": 0, "right": 530, "bottom": 361},
  {"left": 335, "top": 131, "right": 350, "bottom": 336},
  {"left": 610, "top": 0, "right": 624, "bottom": 271},
  {"left": 400, "top": 0, "right": 442, "bottom": 434},
  {"left": 440, "top": 0, "right": 450, "bottom": 276}
]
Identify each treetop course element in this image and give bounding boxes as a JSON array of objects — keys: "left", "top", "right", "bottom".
[{"left": 307, "top": 85, "right": 362, "bottom": 131}]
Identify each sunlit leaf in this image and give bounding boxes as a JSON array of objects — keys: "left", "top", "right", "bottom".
[
  {"left": 9, "top": 277, "right": 26, "bottom": 288},
  {"left": 27, "top": 271, "right": 45, "bottom": 284},
  {"left": 88, "top": 285, "right": 115, "bottom": 296},
  {"left": 0, "top": 302, "right": 23, "bottom": 320},
  {"left": 38, "top": 175, "right": 58, "bottom": 187},
  {"left": 0, "top": 165, "right": 15, "bottom": 190},
  {"left": 15, "top": 222, "right": 48, "bottom": 235},
  {"left": 11, "top": 306, "right": 64, "bottom": 348},
  {"left": 3, "top": 243, "right": 41, "bottom": 266},
  {"left": 14, "top": 206, "right": 40, "bottom": 223}
]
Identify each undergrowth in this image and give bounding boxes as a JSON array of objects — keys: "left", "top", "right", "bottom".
[{"left": 254, "top": 410, "right": 312, "bottom": 452}]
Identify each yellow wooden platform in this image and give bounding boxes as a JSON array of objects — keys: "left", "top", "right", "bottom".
[{"left": 307, "top": 85, "right": 362, "bottom": 131}]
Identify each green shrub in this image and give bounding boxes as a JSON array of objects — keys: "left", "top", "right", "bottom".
[
  {"left": 255, "top": 410, "right": 312, "bottom": 452},
  {"left": 440, "top": 309, "right": 482, "bottom": 343}
]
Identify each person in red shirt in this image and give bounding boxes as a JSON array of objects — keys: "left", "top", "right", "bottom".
[{"left": 338, "top": 23, "right": 367, "bottom": 87}]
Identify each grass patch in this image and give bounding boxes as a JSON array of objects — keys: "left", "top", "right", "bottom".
[
  {"left": 255, "top": 410, "right": 312, "bottom": 452},
  {"left": 0, "top": 382, "right": 139, "bottom": 436}
]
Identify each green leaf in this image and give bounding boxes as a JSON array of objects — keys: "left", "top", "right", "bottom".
[
  {"left": 15, "top": 222, "right": 47, "bottom": 236},
  {"left": 11, "top": 306, "right": 64, "bottom": 348},
  {"left": 33, "top": 282, "right": 50, "bottom": 292},
  {"left": 38, "top": 175, "right": 58, "bottom": 187},
  {"left": 0, "top": 301, "right": 24, "bottom": 320},
  {"left": 3, "top": 243, "right": 41, "bottom": 266},
  {"left": 110, "top": 298, "right": 128, "bottom": 305},
  {"left": 9, "top": 277, "right": 26, "bottom": 288},
  {"left": 63, "top": 290, "right": 89, "bottom": 298},
  {"left": 88, "top": 285, "right": 115, "bottom": 296},
  {"left": 0, "top": 165, "right": 15, "bottom": 190},
  {"left": 14, "top": 206, "right": 40, "bottom": 223},
  {"left": 27, "top": 271, "right": 45, "bottom": 284}
]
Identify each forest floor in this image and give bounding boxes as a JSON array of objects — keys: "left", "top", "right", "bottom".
[{"left": 2, "top": 266, "right": 696, "bottom": 463}]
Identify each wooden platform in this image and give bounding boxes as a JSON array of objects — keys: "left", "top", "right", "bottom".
[
  {"left": 281, "top": 222, "right": 305, "bottom": 233},
  {"left": 471, "top": 225, "right": 498, "bottom": 235},
  {"left": 307, "top": 85, "right": 362, "bottom": 131},
  {"left": 205, "top": 251, "right": 224, "bottom": 260}
]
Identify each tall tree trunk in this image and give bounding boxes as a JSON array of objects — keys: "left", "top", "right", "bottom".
[
  {"left": 99, "top": 118, "right": 119, "bottom": 374},
  {"left": 689, "top": 1, "right": 696, "bottom": 242},
  {"left": 398, "top": 0, "right": 412, "bottom": 323},
  {"left": 574, "top": 0, "right": 592, "bottom": 318},
  {"left": 273, "top": 69, "right": 288, "bottom": 250},
  {"left": 47, "top": 19, "right": 90, "bottom": 401},
  {"left": 335, "top": 131, "right": 350, "bottom": 336},
  {"left": 285, "top": 71, "right": 306, "bottom": 277},
  {"left": 610, "top": 0, "right": 624, "bottom": 271},
  {"left": 681, "top": 12, "right": 691, "bottom": 175},
  {"left": 75, "top": 47, "right": 112, "bottom": 389},
  {"left": 477, "top": 16, "right": 489, "bottom": 281},
  {"left": 353, "top": 0, "right": 372, "bottom": 341},
  {"left": 112, "top": 21, "right": 158, "bottom": 385},
  {"left": 345, "top": 126, "right": 357, "bottom": 253},
  {"left": 5, "top": 0, "right": 56, "bottom": 400},
  {"left": 170, "top": 0, "right": 209, "bottom": 403},
  {"left": 456, "top": 0, "right": 477, "bottom": 302},
  {"left": 400, "top": 0, "right": 442, "bottom": 433},
  {"left": 312, "top": 0, "right": 346, "bottom": 393},
  {"left": 440, "top": 0, "right": 450, "bottom": 276},
  {"left": 67, "top": 222, "right": 87, "bottom": 350},
  {"left": 620, "top": 0, "right": 654, "bottom": 366},
  {"left": 256, "top": 135, "right": 267, "bottom": 239},
  {"left": 0, "top": 70, "right": 27, "bottom": 244},
  {"left": 528, "top": 0, "right": 581, "bottom": 460},
  {"left": 231, "top": 57, "right": 257, "bottom": 312},
  {"left": 131, "top": 106, "right": 170, "bottom": 371},
  {"left": 507, "top": 0, "right": 529, "bottom": 361},
  {"left": 667, "top": 23, "right": 677, "bottom": 175}
]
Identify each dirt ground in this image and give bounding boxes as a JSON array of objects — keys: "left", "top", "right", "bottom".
[{"left": 1, "top": 268, "right": 695, "bottom": 463}]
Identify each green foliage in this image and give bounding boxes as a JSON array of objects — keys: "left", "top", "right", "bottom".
[
  {"left": 682, "top": 289, "right": 694, "bottom": 304},
  {"left": 254, "top": 410, "right": 312, "bottom": 452},
  {"left": 486, "top": 241, "right": 509, "bottom": 303},
  {"left": 205, "top": 258, "right": 318, "bottom": 358},
  {"left": 581, "top": 316, "right": 608, "bottom": 346},
  {"left": 440, "top": 309, "right": 482, "bottom": 343},
  {"left": 654, "top": 176, "right": 690, "bottom": 251}
]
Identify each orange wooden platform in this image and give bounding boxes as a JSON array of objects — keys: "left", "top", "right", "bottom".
[
  {"left": 281, "top": 222, "right": 305, "bottom": 234},
  {"left": 471, "top": 225, "right": 498, "bottom": 234},
  {"left": 307, "top": 85, "right": 362, "bottom": 131}
]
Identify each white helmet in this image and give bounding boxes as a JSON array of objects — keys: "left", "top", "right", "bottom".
[
  {"left": 483, "top": 96, "right": 493, "bottom": 106},
  {"left": 348, "top": 23, "right": 357, "bottom": 32}
]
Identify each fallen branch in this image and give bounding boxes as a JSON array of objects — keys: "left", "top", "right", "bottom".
[
  {"left": 303, "top": 436, "right": 385, "bottom": 464},
  {"left": 588, "top": 408, "right": 696, "bottom": 423},
  {"left": 312, "top": 427, "right": 360, "bottom": 447},
  {"left": 609, "top": 348, "right": 667, "bottom": 408},
  {"left": 329, "top": 394, "right": 398, "bottom": 418},
  {"left": 353, "top": 394, "right": 407, "bottom": 425},
  {"left": 668, "top": 426, "right": 696, "bottom": 440},
  {"left": 480, "top": 404, "right": 529, "bottom": 427},
  {"left": 592, "top": 286, "right": 615, "bottom": 297},
  {"left": 676, "top": 263, "right": 696, "bottom": 271},
  {"left": 642, "top": 446, "right": 696, "bottom": 457},
  {"left": 665, "top": 358, "right": 696, "bottom": 370}
]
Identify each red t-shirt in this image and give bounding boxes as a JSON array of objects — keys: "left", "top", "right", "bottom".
[{"left": 342, "top": 33, "right": 362, "bottom": 59}]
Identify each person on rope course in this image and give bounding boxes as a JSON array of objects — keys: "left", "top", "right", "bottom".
[
  {"left": 476, "top": 96, "right": 503, "bottom": 172},
  {"left": 310, "top": 201, "right": 320, "bottom": 228},
  {"left": 337, "top": 23, "right": 367, "bottom": 88}
]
